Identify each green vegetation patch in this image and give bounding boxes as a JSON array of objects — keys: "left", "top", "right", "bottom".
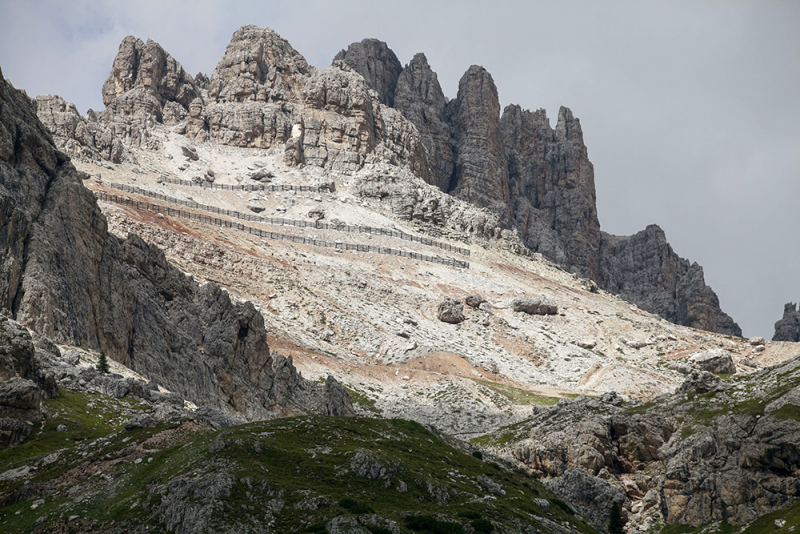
[
  {"left": 471, "top": 379, "right": 561, "bottom": 406},
  {"left": 1, "top": 410, "right": 600, "bottom": 534}
]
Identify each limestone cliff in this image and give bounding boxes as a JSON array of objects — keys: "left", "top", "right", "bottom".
[
  {"left": 34, "top": 27, "right": 740, "bottom": 335},
  {"left": 502, "top": 356, "right": 800, "bottom": 529},
  {"left": 1, "top": 65, "right": 352, "bottom": 420},
  {"left": 774, "top": 302, "right": 800, "bottom": 342},
  {"left": 599, "top": 226, "right": 741, "bottom": 336}
]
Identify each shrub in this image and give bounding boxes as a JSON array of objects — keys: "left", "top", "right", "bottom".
[
  {"left": 96, "top": 352, "right": 110, "bottom": 373},
  {"left": 472, "top": 450, "right": 483, "bottom": 460},
  {"left": 471, "top": 518, "right": 494, "bottom": 533},
  {"left": 608, "top": 500, "right": 624, "bottom": 534},
  {"left": 405, "top": 515, "right": 465, "bottom": 534},
  {"left": 338, "top": 497, "right": 357, "bottom": 509},
  {"left": 550, "top": 498, "right": 574, "bottom": 516}
]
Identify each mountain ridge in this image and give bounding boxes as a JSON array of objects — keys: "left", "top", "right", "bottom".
[{"left": 36, "top": 27, "right": 739, "bottom": 336}]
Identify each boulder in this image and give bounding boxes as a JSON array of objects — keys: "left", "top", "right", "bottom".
[
  {"left": 511, "top": 297, "right": 557, "bottom": 315},
  {"left": 437, "top": 298, "right": 465, "bottom": 324},
  {"left": 464, "top": 294, "right": 486, "bottom": 308},
  {"left": 688, "top": 349, "right": 736, "bottom": 374}
]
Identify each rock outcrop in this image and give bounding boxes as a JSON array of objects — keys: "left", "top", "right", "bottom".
[
  {"left": 437, "top": 298, "right": 465, "bottom": 324},
  {"left": 773, "top": 302, "right": 800, "bottom": 342},
  {"left": 1, "top": 65, "right": 352, "bottom": 420},
  {"left": 393, "top": 53, "right": 454, "bottom": 192},
  {"left": 0, "top": 315, "right": 58, "bottom": 449},
  {"left": 333, "top": 38, "right": 403, "bottom": 107},
  {"left": 446, "top": 66, "right": 510, "bottom": 219},
  {"left": 32, "top": 27, "right": 741, "bottom": 336},
  {"left": 505, "top": 358, "right": 800, "bottom": 530},
  {"left": 511, "top": 297, "right": 558, "bottom": 315},
  {"left": 502, "top": 105, "right": 601, "bottom": 280},
  {"left": 598, "top": 225, "right": 741, "bottom": 335}
]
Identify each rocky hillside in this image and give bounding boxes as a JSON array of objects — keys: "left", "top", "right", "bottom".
[
  {"left": 35, "top": 27, "right": 739, "bottom": 335},
  {"left": 0, "top": 313, "right": 597, "bottom": 534},
  {"left": 774, "top": 302, "right": 800, "bottom": 342},
  {"left": 481, "top": 355, "right": 800, "bottom": 532},
  {"left": 0, "top": 65, "right": 352, "bottom": 420},
  {"left": 4, "top": 24, "right": 800, "bottom": 534}
]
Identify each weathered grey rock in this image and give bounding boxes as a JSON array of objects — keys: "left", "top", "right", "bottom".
[
  {"left": 0, "top": 378, "right": 43, "bottom": 421},
  {"left": 677, "top": 369, "right": 732, "bottom": 394},
  {"left": 749, "top": 336, "right": 765, "bottom": 346},
  {"left": 502, "top": 105, "right": 601, "bottom": 279},
  {"left": 476, "top": 474, "right": 505, "bottom": 495},
  {"left": 180, "top": 145, "right": 198, "bottom": 160},
  {"left": 247, "top": 201, "right": 266, "bottom": 213},
  {"left": 123, "top": 413, "right": 157, "bottom": 431},
  {"left": 394, "top": 53, "right": 454, "bottom": 191},
  {"left": 447, "top": 66, "right": 509, "bottom": 219},
  {"left": 543, "top": 468, "right": 625, "bottom": 531},
  {"left": 102, "top": 36, "right": 198, "bottom": 109},
  {"left": 1, "top": 68, "right": 352, "bottom": 421},
  {"left": 688, "top": 349, "right": 736, "bottom": 374},
  {"left": 436, "top": 298, "right": 465, "bottom": 324},
  {"left": 507, "top": 359, "right": 800, "bottom": 528},
  {"left": 464, "top": 294, "right": 486, "bottom": 308},
  {"left": 773, "top": 302, "right": 800, "bottom": 342},
  {"left": 333, "top": 38, "right": 402, "bottom": 107},
  {"left": 599, "top": 225, "right": 742, "bottom": 336},
  {"left": 208, "top": 25, "right": 313, "bottom": 105},
  {"left": 307, "top": 207, "right": 325, "bottom": 220},
  {"left": 0, "top": 417, "right": 32, "bottom": 449},
  {"left": 511, "top": 297, "right": 557, "bottom": 315}
]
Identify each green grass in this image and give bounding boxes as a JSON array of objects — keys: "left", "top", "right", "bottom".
[
  {"left": 0, "top": 390, "right": 600, "bottom": 534},
  {"left": 741, "top": 498, "right": 800, "bottom": 534},
  {"left": 344, "top": 385, "right": 381, "bottom": 415},
  {"left": 471, "top": 379, "right": 561, "bottom": 406},
  {"left": 771, "top": 403, "right": 800, "bottom": 421}
]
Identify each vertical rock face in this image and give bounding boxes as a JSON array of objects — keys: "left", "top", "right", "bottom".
[
  {"left": 447, "top": 66, "right": 509, "bottom": 219},
  {"left": 333, "top": 38, "right": 403, "bottom": 107},
  {"left": 773, "top": 303, "right": 800, "bottom": 342},
  {"left": 502, "top": 105, "right": 601, "bottom": 279},
  {"left": 102, "top": 36, "right": 198, "bottom": 109},
  {"left": 599, "top": 225, "right": 741, "bottom": 336},
  {"left": 207, "top": 25, "right": 314, "bottom": 104},
  {"left": 1, "top": 66, "right": 352, "bottom": 420},
  {"left": 29, "top": 27, "right": 741, "bottom": 336},
  {"left": 394, "top": 53, "right": 454, "bottom": 192}
]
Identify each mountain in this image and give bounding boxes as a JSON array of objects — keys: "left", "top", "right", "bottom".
[
  {"left": 39, "top": 29, "right": 739, "bottom": 336},
  {"left": 2, "top": 25, "right": 797, "bottom": 533},
  {"left": 0, "top": 63, "right": 352, "bottom": 421}
]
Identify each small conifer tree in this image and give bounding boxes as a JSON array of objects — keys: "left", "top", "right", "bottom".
[
  {"left": 97, "top": 351, "right": 110, "bottom": 373},
  {"left": 608, "top": 500, "right": 624, "bottom": 534}
]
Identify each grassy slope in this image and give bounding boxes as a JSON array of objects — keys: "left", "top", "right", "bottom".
[{"left": 0, "top": 388, "right": 599, "bottom": 534}]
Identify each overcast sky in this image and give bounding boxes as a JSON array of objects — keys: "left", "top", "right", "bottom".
[{"left": 1, "top": 0, "right": 798, "bottom": 338}]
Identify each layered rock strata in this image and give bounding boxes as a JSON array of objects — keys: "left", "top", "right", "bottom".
[{"left": 1, "top": 65, "right": 352, "bottom": 420}]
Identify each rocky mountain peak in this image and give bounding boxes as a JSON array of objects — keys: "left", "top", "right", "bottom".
[
  {"left": 101, "top": 35, "right": 197, "bottom": 109},
  {"left": 333, "top": 38, "right": 403, "bottom": 107},
  {"left": 393, "top": 52, "right": 453, "bottom": 191},
  {"left": 208, "top": 25, "right": 314, "bottom": 104},
  {"left": 774, "top": 302, "right": 800, "bottom": 341},
  {"left": 448, "top": 65, "right": 510, "bottom": 217},
  {"left": 555, "top": 105, "right": 583, "bottom": 142},
  {"left": 29, "top": 27, "right": 744, "bottom": 336}
]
